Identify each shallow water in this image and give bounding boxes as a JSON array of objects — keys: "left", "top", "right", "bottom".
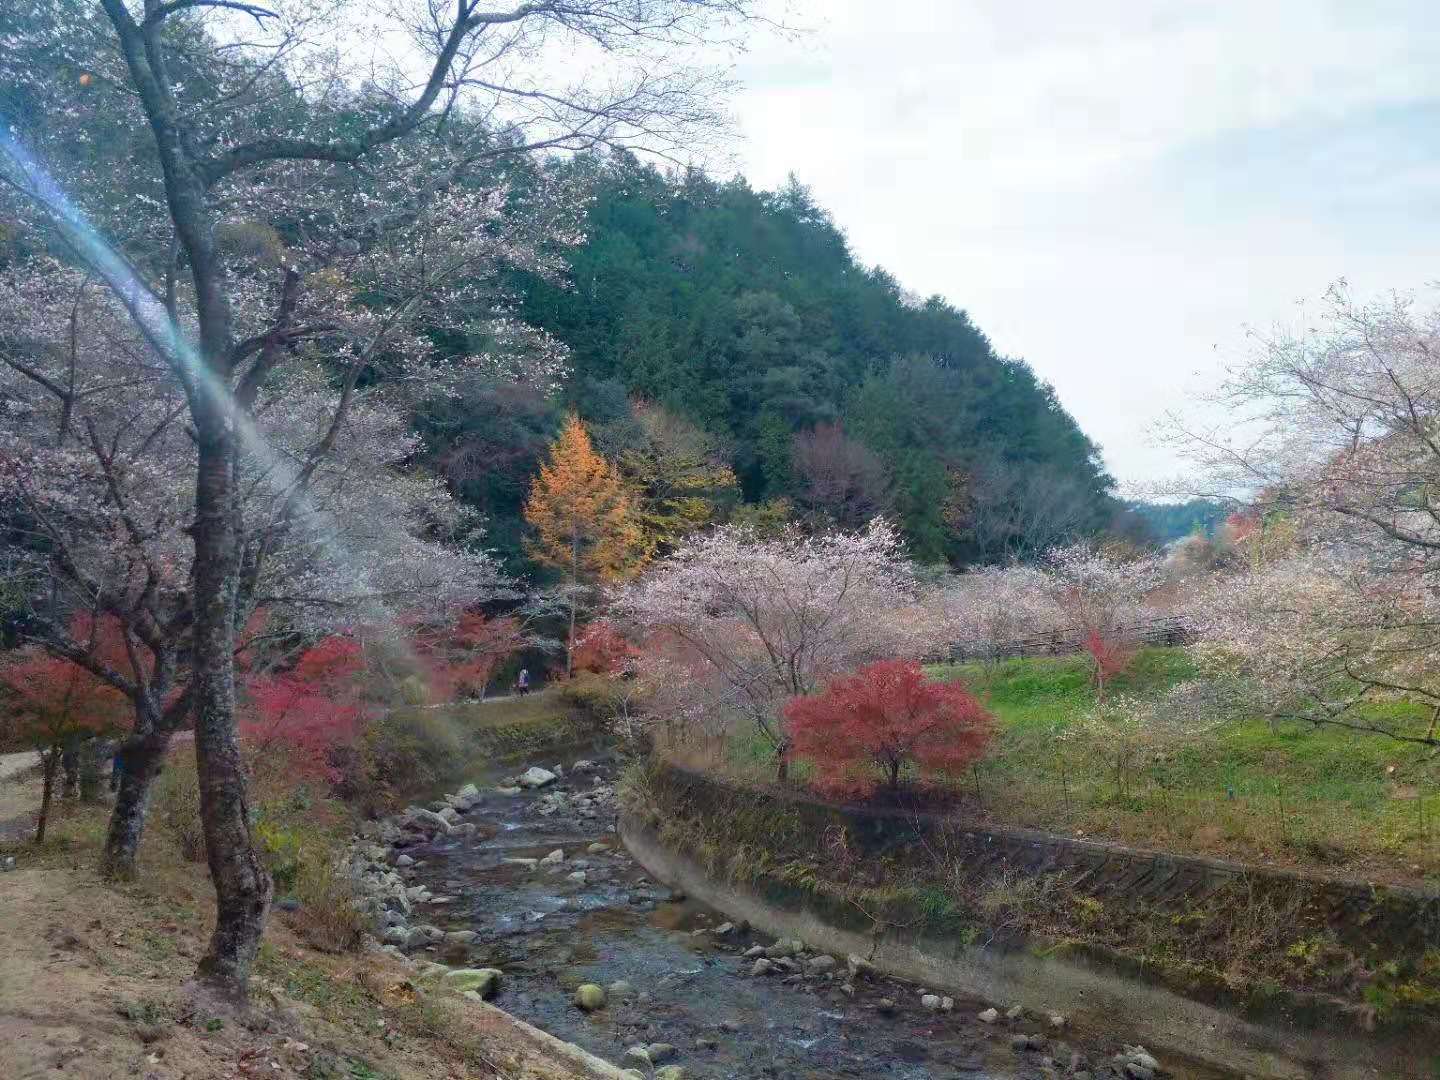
[{"left": 397, "top": 750, "right": 1235, "bottom": 1080}]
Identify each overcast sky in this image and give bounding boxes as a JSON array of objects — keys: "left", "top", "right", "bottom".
[{"left": 724, "top": 0, "right": 1440, "bottom": 490}]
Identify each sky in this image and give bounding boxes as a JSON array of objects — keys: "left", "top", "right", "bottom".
[{"left": 725, "top": 0, "right": 1440, "bottom": 490}]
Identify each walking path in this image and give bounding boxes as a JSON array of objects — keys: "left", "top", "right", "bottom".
[{"left": 0, "top": 750, "right": 38, "bottom": 842}]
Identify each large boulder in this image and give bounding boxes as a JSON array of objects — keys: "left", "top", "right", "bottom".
[
  {"left": 443, "top": 968, "right": 503, "bottom": 999},
  {"left": 573, "top": 984, "right": 606, "bottom": 1011},
  {"left": 517, "top": 766, "right": 557, "bottom": 789},
  {"left": 403, "top": 807, "right": 452, "bottom": 835}
]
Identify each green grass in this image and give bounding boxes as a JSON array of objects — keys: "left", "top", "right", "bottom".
[
  {"left": 923, "top": 649, "right": 1440, "bottom": 881},
  {"left": 663, "top": 648, "right": 1440, "bottom": 880},
  {"left": 434, "top": 688, "right": 572, "bottom": 730}
]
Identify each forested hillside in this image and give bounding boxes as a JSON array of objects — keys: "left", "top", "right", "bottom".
[{"left": 423, "top": 159, "right": 1124, "bottom": 569}]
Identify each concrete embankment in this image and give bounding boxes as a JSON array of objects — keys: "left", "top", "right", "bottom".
[{"left": 621, "top": 763, "right": 1440, "bottom": 1080}]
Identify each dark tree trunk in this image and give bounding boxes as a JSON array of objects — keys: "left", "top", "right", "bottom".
[
  {"left": 191, "top": 432, "right": 272, "bottom": 1000},
  {"left": 101, "top": 730, "right": 171, "bottom": 880},
  {"left": 61, "top": 747, "right": 79, "bottom": 799},
  {"left": 36, "top": 746, "right": 59, "bottom": 844}
]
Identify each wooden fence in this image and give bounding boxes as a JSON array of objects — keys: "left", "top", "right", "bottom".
[{"left": 942, "top": 614, "right": 1195, "bottom": 662}]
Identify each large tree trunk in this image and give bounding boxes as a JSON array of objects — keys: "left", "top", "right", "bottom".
[
  {"left": 191, "top": 430, "right": 272, "bottom": 1000},
  {"left": 101, "top": 730, "right": 172, "bottom": 880}
]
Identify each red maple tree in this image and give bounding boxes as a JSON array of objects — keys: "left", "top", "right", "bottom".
[
  {"left": 1081, "top": 627, "right": 1135, "bottom": 702},
  {"left": 784, "top": 659, "right": 994, "bottom": 797},
  {"left": 241, "top": 636, "right": 372, "bottom": 780},
  {"left": 0, "top": 634, "right": 130, "bottom": 841},
  {"left": 410, "top": 611, "right": 525, "bottom": 701},
  {"left": 571, "top": 620, "right": 637, "bottom": 676}
]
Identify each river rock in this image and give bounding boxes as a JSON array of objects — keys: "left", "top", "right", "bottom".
[
  {"left": 1125, "top": 1066, "right": 1155, "bottom": 1080},
  {"left": 1049, "top": 1012, "right": 1067, "bottom": 1029},
  {"left": 607, "top": 980, "right": 635, "bottom": 1000},
  {"left": 495, "top": 785, "right": 522, "bottom": 796},
  {"left": 517, "top": 766, "right": 557, "bottom": 789},
  {"left": 442, "top": 968, "right": 502, "bottom": 999},
  {"left": 1005, "top": 1004, "right": 1025, "bottom": 1021},
  {"left": 436, "top": 806, "right": 460, "bottom": 825},
  {"left": 941, "top": 996, "right": 954, "bottom": 1012},
  {"left": 875, "top": 998, "right": 898, "bottom": 1016},
  {"left": 624, "top": 1045, "right": 652, "bottom": 1066},
  {"left": 394, "top": 853, "right": 414, "bottom": 867},
  {"left": 743, "top": 945, "right": 766, "bottom": 958},
  {"left": 806, "top": 954, "right": 836, "bottom": 973},
  {"left": 443, "top": 930, "right": 477, "bottom": 947},
  {"left": 646, "top": 1043, "right": 676, "bottom": 1063},
  {"left": 654, "top": 1069, "right": 686, "bottom": 1080},
  {"left": 403, "top": 807, "right": 452, "bottom": 835},
  {"left": 540, "top": 848, "right": 565, "bottom": 866},
  {"left": 1010, "top": 1033, "right": 1046, "bottom": 1052},
  {"left": 978, "top": 1008, "right": 1000, "bottom": 1023},
  {"left": 718, "top": 1020, "right": 742, "bottom": 1033},
  {"left": 713, "top": 922, "right": 735, "bottom": 936},
  {"left": 503, "top": 857, "right": 539, "bottom": 870},
  {"left": 587, "top": 842, "right": 610, "bottom": 854},
  {"left": 573, "top": 984, "right": 606, "bottom": 1011},
  {"left": 750, "top": 959, "right": 774, "bottom": 976},
  {"left": 566, "top": 870, "right": 588, "bottom": 884},
  {"left": 922, "top": 994, "right": 943, "bottom": 1011},
  {"left": 846, "top": 954, "right": 873, "bottom": 977}
]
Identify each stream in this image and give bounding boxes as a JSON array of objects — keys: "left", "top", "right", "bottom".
[{"left": 379, "top": 745, "right": 1235, "bottom": 1080}]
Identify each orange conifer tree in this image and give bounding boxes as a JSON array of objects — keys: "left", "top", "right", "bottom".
[{"left": 524, "top": 415, "right": 645, "bottom": 675}]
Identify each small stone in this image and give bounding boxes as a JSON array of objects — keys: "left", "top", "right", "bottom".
[
  {"left": 624, "top": 1045, "right": 651, "bottom": 1066},
  {"left": 718, "top": 1019, "right": 742, "bottom": 1033},
  {"left": 607, "top": 980, "right": 635, "bottom": 1000},
  {"left": 694, "top": 1036, "right": 718, "bottom": 1050},
  {"left": 573, "top": 984, "right": 606, "bottom": 1011},
  {"left": 394, "top": 854, "right": 414, "bottom": 867},
  {"left": 750, "top": 959, "right": 774, "bottom": 976},
  {"left": 806, "top": 954, "right": 836, "bottom": 973},
  {"left": 567, "top": 870, "right": 588, "bottom": 884},
  {"left": 655, "top": 1068, "right": 686, "bottom": 1080},
  {"left": 743, "top": 945, "right": 766, "bottom": 958},
  {"left": 941, "top": 996, "right": 954, "bottom": 1012},
  {"left": 922, "top": 994, "right": 942, "bottom": 1011},
  {"left": 1048, "top": 1013, "right": 1066, "bottom": 1029},
  {"left": 495, "top": 786, "right": 522, "bottom": 796},
  {"left": 875, "top": 998, "right": 898, "bottom": 1016},
  {"left": 846, "top": 954, "right": 873, "bottom": 977},
  {"left": 540, "top": 848, "right": 565, "bottom": 865},
  {"left": 443, "top": 930, "right": 477, "bottom": 947},
  {"left": 436, "top": 807, "right": 459, "bottom": 824},
  {"left": 587, "top": 842, "right": 610, "bottom": 854},
  {"left": 978, "top": 1008, "right": 1000, "bottom": 1024},
  {"left": 503, "top": 857, "right": 539, "bottom": 870},
  {"left": 1005, "top": 1005, "right": 1025, "bottom": 1021},
  {"left": 646, "top": 1043, "right": 676, "bottom": 1063},
  {"left": 713, "top": 922, "right": 735, "bottom": 935},
  {"left": 1010, "top": 1034, "right": 1046, "bottom": 1052}
]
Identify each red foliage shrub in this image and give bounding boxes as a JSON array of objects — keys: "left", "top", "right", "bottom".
[
  {"left": 241, "top": 636, "right": 372, "bottom": 780},
  {"left": 1081, "top": 627, "right": 1135, "bottom": 700},
  {"left": 411, "top": 610, "right": 524, "bottom": 701},
  {"left": 784, "top": 659, "right": 994, "bottom": 796},
  {"left": 0, "top": 645, "right": 129, "bottom": 750},
  {"left": 571, "top": 620, "right": 637, "bottom": 676}
]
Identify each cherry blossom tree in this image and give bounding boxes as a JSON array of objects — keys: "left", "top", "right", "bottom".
[
  {"left": 785, "top": 659, "right": 994, "bottom": 797},
  {"left": 1192, "top": 553, "right": 1440, "bottom": 748},
  {"left": 610, "top": 519, "right": 933, "bottom": 775},
  {"left": 1166, "top": 285, "right": 1440, "bottom": 748},
  {"left": 1, "top": 0, "right": 773, "bottom": 997},
  {"left": 937, "top": 564, "right": 1062, "bottom": 663}
]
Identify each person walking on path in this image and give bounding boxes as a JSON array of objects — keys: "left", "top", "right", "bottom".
[{"left": 516, "top": 668, "right": 531, "bottom": 696}]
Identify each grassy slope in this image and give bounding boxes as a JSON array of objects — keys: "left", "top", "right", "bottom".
[{"left": 928, "top": 649, "right": 1440, "bottom": 883}]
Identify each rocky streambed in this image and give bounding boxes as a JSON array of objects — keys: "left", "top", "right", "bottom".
[{"left": 348, "top": 751, "right": 1231, "bottom": 1080}]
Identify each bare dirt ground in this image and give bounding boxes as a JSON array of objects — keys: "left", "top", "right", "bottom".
[
  {"left": 0, "top": 750, "right": 40, "bottom": 842},
  {"left": 0, "top": 770, "right": 598, "bottom": 1080}
]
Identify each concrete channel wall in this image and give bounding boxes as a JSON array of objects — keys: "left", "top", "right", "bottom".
[{"left": 620, "top": 765, "right": 1440, "bottom": 1080}]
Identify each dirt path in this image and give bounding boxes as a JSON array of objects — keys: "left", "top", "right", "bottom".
[{"left": 0, "top": 751, "right": 39, "bottom": 843}]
